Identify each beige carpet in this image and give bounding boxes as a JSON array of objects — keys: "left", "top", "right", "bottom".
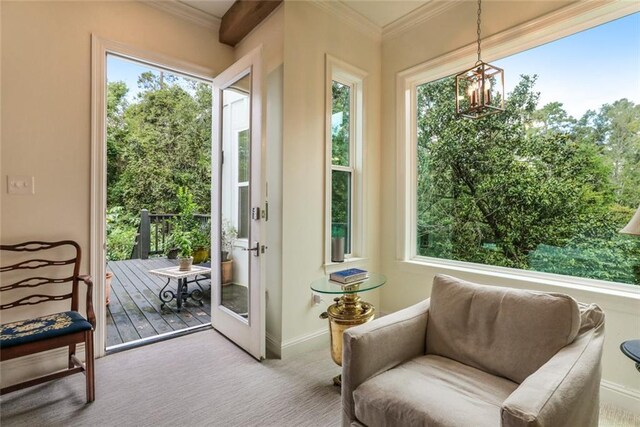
[{"left": 1, "top": 329, "right": 638, "bottom": 427}]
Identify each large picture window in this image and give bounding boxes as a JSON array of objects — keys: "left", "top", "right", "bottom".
[{"left": 415, "top": 13, "right": 640, "bottom": 285}]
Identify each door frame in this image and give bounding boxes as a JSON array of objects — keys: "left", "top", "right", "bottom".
[
  {"left": 211, "top": 46, "right": 266, "bottom": 360},
  {"left": 90, "top": 35, "right": 218, "bottom": 357}
]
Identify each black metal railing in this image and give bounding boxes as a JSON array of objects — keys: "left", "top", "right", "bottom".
[{"left": 130, "top": 209, "right": 210, "bottom": 259}]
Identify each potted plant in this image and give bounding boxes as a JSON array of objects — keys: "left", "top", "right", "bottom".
[
  {"left": 221, "top": 219, "right": 237, "bottom": 285},
  {"left": 174, "top": 230, "right": 193, "bottom": 271},
  {"left": 105, "top": 271, "right": 113, "bottom": 305},
  {"left": 191, "top": 220, "right": 211, "bottom": 265},
  {"left": 166, "top": 186, "right": 199, "bottom": 260}
]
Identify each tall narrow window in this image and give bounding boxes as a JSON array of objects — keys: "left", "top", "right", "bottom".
[
  {"left": 331, "top": 81, "right": 353, "bottom": 254},
  {"left": 326, "top": 56, "right": 367, "bottom": 263}
]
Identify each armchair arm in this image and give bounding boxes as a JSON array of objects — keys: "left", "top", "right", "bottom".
[
  {"left": 501, "top": 310, "right": 604, "bottom": 427},
  {"left": 342, "top": 299, "right": 430, "bottom": 426},
  {"left": 78, "top": 275, "right": 96, "bottom": 329}
]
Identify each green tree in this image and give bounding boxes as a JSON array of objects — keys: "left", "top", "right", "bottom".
[
  {"left": 108, "top": 73, "right": 212, "bottom": 215},
  {"left": 416, "top": 74, "right": 639, "bottom": 284}
]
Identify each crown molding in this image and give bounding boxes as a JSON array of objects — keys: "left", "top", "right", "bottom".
[
  {"left": 142, "top": 1, "right": 221, "bottom": 31},
  {"left": 310, "top": 1, "right": 464, "bottom": 43},
  {"left": 310, "top": 0, "right": 382, "bottom": 42},
  {"left": 382, "top": 0, "right": 461, "bottom": 40}
]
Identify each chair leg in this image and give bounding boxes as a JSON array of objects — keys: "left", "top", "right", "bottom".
[
  {"left": 69, "top": 344, "right": 76, "bottom": 369},
  {"left": 85, "top": 331, "right": 95, "bottom": 403}
]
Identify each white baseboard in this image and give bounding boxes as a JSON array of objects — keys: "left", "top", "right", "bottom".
[
  {"left": 279, "top": 328, "right": 329, "bottom": 359},
  {"left": 601, "top": 379, "right": 640, "bottom": 416}
]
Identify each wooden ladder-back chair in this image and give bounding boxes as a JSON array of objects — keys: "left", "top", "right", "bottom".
[{"left": 0, "top": 241, "right": 96, "bottom": 402}]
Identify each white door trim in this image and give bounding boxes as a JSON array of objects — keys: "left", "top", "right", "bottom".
[{"left": 90, "top": 35, "right": 216, "bottom": 357}]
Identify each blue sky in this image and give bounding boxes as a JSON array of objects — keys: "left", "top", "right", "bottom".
[
  {"left": 494, "top": 12, "right": 640, "bottom": 118},
  {"left": 107, "top": 55, "right": 200, "bottom": 102},
  {"left": 108, "top": 12, "right": 640, "bottom": 119}
]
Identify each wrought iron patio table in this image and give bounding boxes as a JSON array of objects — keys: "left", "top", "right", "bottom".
[{"left": 149, "top": 265, "right": 211, "bottom": 311}]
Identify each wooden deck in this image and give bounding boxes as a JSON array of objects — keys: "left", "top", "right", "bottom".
[{"left": 106, "top": 258, "right": 211, "bottom": 348}]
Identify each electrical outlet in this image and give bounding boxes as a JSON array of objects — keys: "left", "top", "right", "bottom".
[
  {"left": 7, "top": 176, "right": 35, "bottom": 195},
  {"left": 312, "top": 293, "right": 323, "bottom": 306}
]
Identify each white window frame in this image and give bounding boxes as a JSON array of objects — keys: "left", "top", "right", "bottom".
[
  {"left": 325, "top": 54, "right": 367, "bottom": 266},
  {"left": 396, "top": 1, "right": 640, "bottom": 295}
]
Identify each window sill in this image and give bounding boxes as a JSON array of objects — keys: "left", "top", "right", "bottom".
[
  {"left": 324, "top": 257, "right": 368, "bottom": 274},
  {"left": 400, "top": 256, "right": 640, "bottom": 304}
]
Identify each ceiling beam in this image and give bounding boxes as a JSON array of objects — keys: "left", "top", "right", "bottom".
[{"left": 220, "top": 0, "right": 283, "bottom": 46}]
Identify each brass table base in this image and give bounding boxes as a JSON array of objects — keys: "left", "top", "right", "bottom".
[{"left": 320, "top": 291, "right": 375, "bottom": 386}]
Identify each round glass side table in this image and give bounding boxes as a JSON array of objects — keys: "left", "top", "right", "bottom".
[{"left": 311, "top": 272, "right": 387, "bottom": 386}]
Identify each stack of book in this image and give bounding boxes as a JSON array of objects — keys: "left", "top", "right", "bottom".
[{"left": 329, "top": 268, "right": 369, "bottom": 284}]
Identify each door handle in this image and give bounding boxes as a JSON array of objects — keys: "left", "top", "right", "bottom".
[{"left": 242, "top": 242, "right": 260, "bottom": 257}]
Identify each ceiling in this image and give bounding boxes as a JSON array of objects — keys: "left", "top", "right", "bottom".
[
  {"left": 178, "top": 0, "right": 431, "bottom": 28},
  {"left": 179, "top": 0, "right": 236, "bottom": 19},
  {"left": 340, "top": 0, "right": 429, "bottom": 28}
]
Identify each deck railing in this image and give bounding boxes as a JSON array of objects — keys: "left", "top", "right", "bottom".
[{"left": 130, "top": 209, "right": 210, "bottom": 259}]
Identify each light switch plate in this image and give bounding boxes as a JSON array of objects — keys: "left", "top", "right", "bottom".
[{"left": 7, "top": 175, "right": 35, "bottom": 195}]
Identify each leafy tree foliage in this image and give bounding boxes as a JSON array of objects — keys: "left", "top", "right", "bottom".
[
  {"left": 106, "top": 71, "right": 212, "bottom": 260},
  {"left": 107, "top": 72, "right": 212, "bottom": 216},
  {"left": 417, "top": 75, "right": 640, "bottom": 284}
]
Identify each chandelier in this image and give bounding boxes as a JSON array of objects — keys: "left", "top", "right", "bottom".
[{"left": 455, "top": 0, "right": 505, "bottom": 119}]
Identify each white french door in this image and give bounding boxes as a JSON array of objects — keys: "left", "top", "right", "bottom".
[{"left": 211, "top": 47, "right": 266, "bottom": 360}]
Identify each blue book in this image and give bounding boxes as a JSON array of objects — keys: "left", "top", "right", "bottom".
[{"left": 330, "top": 268, "right": 369, "bottom": 284}]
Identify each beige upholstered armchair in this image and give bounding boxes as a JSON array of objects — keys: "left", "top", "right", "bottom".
[{"left": 342, "top": 275, "right": 605, "bottom": 427}]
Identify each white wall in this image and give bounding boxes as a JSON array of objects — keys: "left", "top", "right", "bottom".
[
  {"left": 0, "top": 0, "right": 234, "bottom": 386},
  {"left": 379, "top": 0, "right": 640, "bottom": 413},
  {"left": 280, "top": 1, "right": 382, "bottom": 355}
]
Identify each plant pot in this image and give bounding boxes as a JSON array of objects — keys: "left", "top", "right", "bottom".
[
  {"left": 193, "top": 247, "right": 209, "bottom": 264},
  {"left": 221, "top": 260, "right": 233, "bottom": 285},
  {"left": 331, "top": 237, "right": 345, "bottom": 262},
  {"left": 179, "top": 256, "right": 193, "bottom": 271},
  {"left": 105, "top": 271, "right": 113, "bottom": 306},
  {"left": 167, "top": 248, "right": 179, "bottom": 260}
]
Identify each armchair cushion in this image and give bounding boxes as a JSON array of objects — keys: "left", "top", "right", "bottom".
[
  {"left": 353, "top": 354, "right": 518, "bottom": 427},
  {"left": 426, "top": 275, "right": 581, "bottom": 383}
]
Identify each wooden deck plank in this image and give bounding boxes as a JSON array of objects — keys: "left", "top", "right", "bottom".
[
  {"left": 107, "top": 265, "right": 158, "bottom": 339},
  {"left": 132, "top": 258, "right": 211, "bottom": 324},
  {"left": 109, "top": 261, "right": 176, "bottom": 335},
  {"left": 106, "top": 308, "right": 123, "bottom": 347},
  {"left": 106, "top": 280, "right": 142, "bottom": 344},
  {"left": 105, "top": 258, "right": 213, "bottom": 347},
  {"left": 117, "top": 259, "right": 193, "bottom": 331}
]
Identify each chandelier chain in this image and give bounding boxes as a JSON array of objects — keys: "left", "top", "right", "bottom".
[{"left": 477, "top": 0, "right": 482, "bottom": 63}]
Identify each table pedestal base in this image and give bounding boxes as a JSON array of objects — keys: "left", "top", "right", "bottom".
[
  {"left": 159, "top": 277, "right": 206, "bottom": 311},
  {"left": 320, "top": 291, "right": 375, "bottom": 386}
]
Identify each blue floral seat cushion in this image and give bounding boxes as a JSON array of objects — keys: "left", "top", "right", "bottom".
[{"left": 0, "top": 311, "right": 92, "bottom": 349}]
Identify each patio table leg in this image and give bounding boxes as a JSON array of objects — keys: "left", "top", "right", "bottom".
[
  {"left": 159, "top": 278, "right": 176, "bottom": 309},
  {"left": 176, "top": 278, "right": 184, "bottom": 311}
]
